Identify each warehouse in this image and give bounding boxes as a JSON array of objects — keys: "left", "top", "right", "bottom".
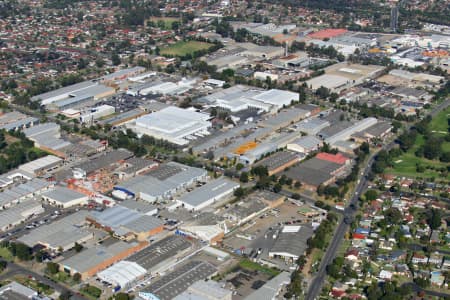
[
  {"left": 287, "top": 135, "right": 323, "bottom": 154},
  {"left": 18, "top": 155, "right": 63, "bottom": 176},
  {"left": 115, "top": 162, "right": 207, "bottom": 203},
  {"left": 79, "top": 105, "right": 115, "bottom": 124},
  {"left": 223, "top": 195, "right": 268, "bottom": 226},
  {"left": 295, "top": 118, "right": 330, "bottom": 135},
  {"left": 306, "top": 74, "right": 349, "bottom": 91},
  {"left": 254, "top": 151, "right": 301, "bottom": 176},
  {"left": 131, "top": 106, "right": 211, "bottom": 146},
  {"left": 245, "top": 272, "right": 290, "bottom": 300},
  {"left": 0, "top": 178, "right": 53, "bottom": 209},
  {"left": 97, "top": 260, "right": 147, "bottom": 289},
  {"left": 325, "top": 117, "right": 378, "bottom": 146},
  {"left": 141, "top": 261, "right": 218, "bottom": 300},
  {"left": 60, "top": 240, "right": 148, "bottom": 280},
  {"left": 268, "top": 225, "right": 314, "bottom": 261},
  {"left": 174, "top": 280, "right": 232, "bottom": 300},
  {"left": 283, "top": 158, "right": 344, "bottom": 190},
  {"left": 31, "top": 80, "right": 98, "bottom": 105},
  {"left": 23, "top": 123, "right": 71, "bottom": 156},
  {"left": 42, "top": 186, "right": 89, "bottom": 208},
  {"left": 0, "top": 111, "right": 38, "bottom": 131},
  {"left": 18, "top": 211, "right": 93, "bottom": 251},
  {"left": 87, "top": 205, "right": 164, "bottom": 241},
  {"left": 0, "top": 199, "right": 44, "bottom": 231},
  {"left": 177, "top": 177, "right": 240, "bottom": 211}
]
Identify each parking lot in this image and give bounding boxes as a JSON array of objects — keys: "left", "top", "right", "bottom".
[
  {"left": 128, "top": 235, "right": 192, "bottom": 271},
  {"left": 142, "top": 260, "right": 217, "bottom": 300}
]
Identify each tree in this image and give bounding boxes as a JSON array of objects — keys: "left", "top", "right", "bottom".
[
  {"left": 13, "top": 243, "right": 31, "bottom": 261},
  {"left": 234, "top": 187, "right": 245, "bottom": 198},
  {"left": 0, "top": 260, "right": 6, "bottom": 273},
  {"left": 365, "top": 189, "right": 378, "bottom": 201},
  {"left": 46, "top": 262, "right": 59, "bottom": 275},
  {"left": 111, "top": 53, "right": 121, "bottom": 66},
  {"left": 428, "top": 209, "right": 441, "bottom": 230},
  {"left": 74, "top": 242, "right": 83, "bottom": 253},
  {"left": 239, "top": 172, "right": 249, "bottom": 183},
  {"left": 59, "top": 291, "right": 72, "bottom": 300},
  {"left": 273, "top": 183, "right": 282, "bottom": 193},
  {"left": 114, "top": 293, "right": 131, "bottom": 300},
  {"left": 73, "top": 272, "right": 81, "bottom": 283}
]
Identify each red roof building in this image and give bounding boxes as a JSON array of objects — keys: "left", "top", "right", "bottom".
[
  {"left": 316, "top": 152, "right": 349, "bottom": 165},
  {"left": 352, "top": 233, "right": 365, "bottom": 240},
  {"left": 308, "top": 28, "right": 348, "bottom": 39}
]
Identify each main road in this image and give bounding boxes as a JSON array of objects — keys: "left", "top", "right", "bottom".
[{"left": 305, "top": 99, "right": 450, "bottom": 300}]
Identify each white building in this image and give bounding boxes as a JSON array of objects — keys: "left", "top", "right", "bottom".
[
  {"left": 42, "top": 186, "right": 89, "bottom": 208},
  {"left": 79, "top": 105, "right": 115, "bottom": 124},
  {"left": 131, "top": 106, "right": 211, "bottom": 146},
  {"left": 97, "top": 261, "right": 146, "bottom": 289}
]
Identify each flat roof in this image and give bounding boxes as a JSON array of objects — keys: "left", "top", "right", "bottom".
[
  {"left": 244, "top": 272, "right": 291, "bottom": 300},
  {"left": 178, "top": 177, "right": 239, "bottom": 209},
  {"left": 97, "top": 260, "right": 147, "bottom": 287},
  {"left": 61, "top": 240, "right": 139, "bottom": 274},
  {"left": 269, "top": 225, "right": 314, "bottom": 257},
  {"left": 18, "top": 155, "right": 62, "bottom": 174},
  {"left": 128, "top": 235, "right": 191, "bottom": 271},
  {"left": 142, "top": 261, "right": 217, "bottom": 300},
  {"left": 254, "top": 151, "right": 300, "bottom": 172},
  {"left": 42, "top": 186, "right": 87, "bottom": 203},
  {"left": 30, "top": 80, "right": 97, "bottom": 102},
  {"left": 284, "top": 158, "right": 342, "bottom": 186},
  {"left": 76, "top": 149, "right": 133, "bottom": 174},
  {"left": 18, "top": 211, "right": 92, "bottom": 249}
]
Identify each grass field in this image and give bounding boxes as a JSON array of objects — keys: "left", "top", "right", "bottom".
[
  {"left": 238, "top": 259, "right": 280, "bottom": 277},
  {"left": 148, "top": 17, "right": 179, "bottom": 30},
  {"left": 160, "top": 41, "right": 213, "bottom": 57},
  {"left": 389, "top": 108, "right": 450, "bottom": 180},
  {"left": 0, "top": 247, "right": 13, "bottom": 261}
]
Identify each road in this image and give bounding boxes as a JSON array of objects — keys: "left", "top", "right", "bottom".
[
  {"left": 305, "top": 99, "right": 450, "bottom": 300},
  {"left": 0, "top": 259, "right": 87, "bottom": 299}
]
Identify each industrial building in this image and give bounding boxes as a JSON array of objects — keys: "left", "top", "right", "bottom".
[
  {"left": 0, "top": 282, "right": 39, "bottom": 299},
  {"left": 130, "top": 106, "right": 211, "bottom": 146},
  {"left": 287, "top": 135, "right": 323, "bottom": 154},
  {"left": 325, "top": 117, "right": 378, "bottom": 146},
  {"left": 41, "top": 186, "right": 89, "bottom": 208},
  {"left": 60, "top": 240, "right": 148, "bottom": 280},
  {"left": 23, "top": 123, "right": 71, "bottom": 157},
  {"left": 18, "top": 155, "right": 63, "bottom": 176},
  {"left": 0, "top": 199, "right": 44, "bottom": 231},
  {"left": 97, "top": 260, "right": 147, "bottom": 289},
  {"left": 244, "top": 272, "right": 291, "bottom": 300},
  {"left": 254, "top": 151, "right": 301, "bottom": 176},
  {"left": 31, "top": 80, "right": 115, "bottom": 111},
  {"left": 0, "top": 178, "right": 53, "bottom": 209},
  {"left": 18, "top": 211, "right": 93, "bottom": 251},
  {"left": 200, "top": 85, "right": 299, "bottom": 112},
  {"left": 140, "top": 261, "right": 218, "bottom": 300},
  {"left": 87, "top": 205, "right": 164, "bottom": 241},
  {"left": 177, "top": 177, "right": 240, "bottom": 211},
  {"left": 114, "top": 162, "right": 207, "bottom": 203},
  {"left": 0, "top": 111, "right": 38, "bottom": 131},
  {"left": 79, "top": 105, "right": 115, "bottom": 124},
  {"left": 174, "top": 280, "right": 232, "bottom": 300},
  {"left": 268, "top": 225, "right": 314, "bottom": 261}
]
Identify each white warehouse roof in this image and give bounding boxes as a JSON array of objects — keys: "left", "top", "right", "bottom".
[
  {"left": 97, "top": 260, "right": 146, "bottom": 288},
  {"left": 133, "top": 106, "right": 211, "bottom": 145},
  {"left": 18, "top": 155, "right": 62, "bottom": 174}
]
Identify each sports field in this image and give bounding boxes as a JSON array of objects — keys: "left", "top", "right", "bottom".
[
  {"left": 149, "top": 17, "right": 179, "bottom": 30},
  {"left": 160, "top": 41, "right": 213, "bottom": 57}
]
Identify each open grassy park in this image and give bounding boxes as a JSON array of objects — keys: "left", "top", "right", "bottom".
[
  {"left": 160, "top": 40, "right": 214, "bottom": 57},
  {"left": 389, "top": 107, "right": 450, "bottom": 180},
  {"left": 148, "top": 17, "right": 180, "bottom": 30}
]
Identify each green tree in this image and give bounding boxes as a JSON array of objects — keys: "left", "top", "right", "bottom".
[
  {"left": 112, "top": 53, "right": 121, "bottom": 66},
  {"left": 428, "top": 209, "right": 441, "bottom": 230},
  {"left": 365, "top": 189, "right": 378, "bottom": 201},
  {"left": 74, "top": 242, "right": 83, "bottom": 253},
  {"left": 73, "top": 272, "right": 82, "bottom": 283},
  {"left": 239, "top": 172, "right": 249, "bottom": 183},
  {"left": 46, "top": 262, "right": 59, "bottom": 275}
]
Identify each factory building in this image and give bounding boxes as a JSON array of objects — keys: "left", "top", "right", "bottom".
[
  {"left": 60, "top": 240, "right": 148, "bottom": 280},
  {"left": 42, "top": 186, "right": 89, "bottom": 208},
  {"left": 79, "top": 105, "right": 115, "bottom": 124},
  {"left": 131, "top": 106, "right": 211, "bottom": 146},
  {"left": 114, "top": 162, "right": 207, "bottom": 203},
  {"left": 177, "top": 177, "right": 240, "bottom": 211},
  {"left": 18, "top": 155, "right": 63, "bottom": 176},
  {"left": 97, "top": 261, "right": 147, "bottom": 290}
]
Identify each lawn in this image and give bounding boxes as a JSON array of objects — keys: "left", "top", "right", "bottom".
[
  {"left": 160, "top": 41, "right": 214, "bottom": 57},
  {"left": 14, "top": 276, "right": 54, "bottom": 296},
  {"left": 389, "top": 117, "right": 450, "bottom": 180},
  {"left": 428, "top": 107, "right": 450, "bottom": 133},
  {"left": 238, "top": 259, "right": 280, "bottom": 277},
  {"left": 149, "top": 17, "right": 179, "bottom": 30},
  {"left": 0, "top": 247, "right": 13, "bottom": 261}
]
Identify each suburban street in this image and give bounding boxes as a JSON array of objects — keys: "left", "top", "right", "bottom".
[{"left": 306, "top": 99, "right": 450, "bottom": 300}]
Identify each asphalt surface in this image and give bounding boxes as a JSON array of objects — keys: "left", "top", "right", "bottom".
[{"left": 305, "top": 99, "right": 450, "bottom": 300}]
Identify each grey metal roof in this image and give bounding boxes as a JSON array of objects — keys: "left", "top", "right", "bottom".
[
  {"left": 269, "top": 225, "right": 314, "bottom": 257},
  {"left": 118, "top": 162, "right": 206, "bottom": 199},
  {"left": 17, "top": 211, "right": 92, "bottom": 249},
  {"left": 62, "top": 241, "right": 138, "bottom": 274},
  {"left": 290, "top": 135, "right": 322, "bottom": 150},
  {"left": 284, "top": 158, "right": 342, "bottom": 187},
  {"left": 178, "top": 177, "right": 239, "bottom": 209},
  {"left": 119, "top": 200, "right": 157, "bottom": 214},
  {"left": 244, "top": 272, "right": 291, "bottom": 300},
  {"left": 42, "top": 186, "right": 87, "bottom": 203},
  {"left": 254, "top": 151, "right": 299, "bottom": 172},
  {"left": 30, "top": 80, "right": 97, "bottom": 102}
]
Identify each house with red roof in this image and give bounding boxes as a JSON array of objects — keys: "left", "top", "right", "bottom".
[{"left": 316, "top": 152, "right": 350, "bottom": 165}]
